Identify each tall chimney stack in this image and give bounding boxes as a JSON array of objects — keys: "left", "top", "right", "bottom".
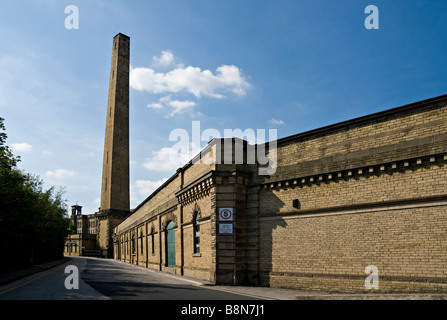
[{"left": 98, "top": 33, "right": 130, "bottom": 258}]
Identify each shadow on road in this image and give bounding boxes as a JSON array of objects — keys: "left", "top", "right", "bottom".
[{"left": 81, "top": 258, "right": 261, "bottom": 300}]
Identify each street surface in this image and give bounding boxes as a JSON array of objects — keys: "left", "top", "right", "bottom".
[{"left": 0, "top": 257, "right": 264, "bottom": 300}]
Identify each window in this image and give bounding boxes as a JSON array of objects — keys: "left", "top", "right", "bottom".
[
  {"left": 193, "top": 214, "right": 200, "bottom": 254},
  {"left": 125, "top": 235, "right": 128, "bottom": 255},
  {"left": 151, "top": 229, "right": 155, "bottom": 255},
  {"left": 140, "top": 231, "right": 144, "bottom": 255},
  {"left": 131, "top": 235, "right": 136, "bottom": 255}
]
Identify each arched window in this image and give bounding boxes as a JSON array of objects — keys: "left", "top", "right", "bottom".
[
  {"left": 166, "top": 221, "right": 175, "bottom": 267},
  {"left": 193, "top": 213, "right": 200, "bottom": 254}
]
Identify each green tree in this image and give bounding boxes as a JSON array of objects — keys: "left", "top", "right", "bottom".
[
  {"left": 0, "top": 117, "right": 70, "bottom": 272},
  {"left": 0, "top": 117, "right": 19, "bottom": 169}
]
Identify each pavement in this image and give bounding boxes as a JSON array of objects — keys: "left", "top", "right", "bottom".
[
  {"left": 207, "top": 285, "right": 447, "bottom": 300},
  {"left": 1, "top": 257, "right": 446, "bottom": 300}
]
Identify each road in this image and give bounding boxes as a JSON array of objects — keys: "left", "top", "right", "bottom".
[{"left": 0, "top": 257, "right": 265, "bottom": 300}]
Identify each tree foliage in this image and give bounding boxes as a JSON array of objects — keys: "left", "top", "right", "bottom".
[{"left": 0, "top": 117, "right": 71, "bottom": 272}]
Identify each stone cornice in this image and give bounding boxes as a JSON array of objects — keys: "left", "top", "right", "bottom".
[
  {"left": 176, "top": 174, "right": 214, "bottom": 205},
  {"left": 261, "top": 152, "right": 447, "bottom": 190}
]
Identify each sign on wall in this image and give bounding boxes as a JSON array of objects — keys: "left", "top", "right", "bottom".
[
  {"left": 218, "top": 208, "right": 234, "bottom": 221},
  {"left": 218, "top": 223, "right": 234, "bottom": 235}
]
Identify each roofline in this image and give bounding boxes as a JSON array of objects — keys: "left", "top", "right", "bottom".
[{"left": 275, "top": 94, "right": 447, "bottom": 146}]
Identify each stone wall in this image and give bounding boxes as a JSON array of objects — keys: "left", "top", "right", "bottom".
[
  {"left": 256, "top": 95, "right": 447, "bottom": 292},
  {"left": 260, "top": 202, "right": 447, "bottom": 293}
]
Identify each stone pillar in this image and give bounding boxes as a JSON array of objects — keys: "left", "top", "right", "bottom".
[{"left": 213, "top": 138, "right": 255, "bottom": 285}]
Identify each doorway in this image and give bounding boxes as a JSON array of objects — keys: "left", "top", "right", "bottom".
[{"left": 166, "top": 221, "right": 175, "bottom": 268}]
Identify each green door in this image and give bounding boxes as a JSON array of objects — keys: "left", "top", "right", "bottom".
[{"left": 166, "top": 221, "right": 175, "bottom": 267}]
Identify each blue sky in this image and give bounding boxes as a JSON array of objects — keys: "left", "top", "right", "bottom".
[{"left": 1, "top": 0, "right": 446, "bottom": 214}]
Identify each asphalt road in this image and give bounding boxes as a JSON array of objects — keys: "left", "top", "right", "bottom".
[{"left": 0, "top": 257, "right": 264, "bottom": 300}]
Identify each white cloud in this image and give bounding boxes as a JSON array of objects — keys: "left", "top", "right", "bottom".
[
  {"left": 148, "top": 95, "right": 197, "bottom": 116},
  {"left": 131, "top": 57, "right": 250, "bottom": 99},
  {"left": 135, "top": 178, "right": 168, "bottom": 196},
  {"left": 45, "top": 169, "right": 76, "bottom": 179},
  {"left": 43, "top": 150, "right": 54, "bottom": 156},
  {"left": 142, "top": 142, "right": 201, "bottom": 172},
  {"left": 142, "top": 147, "right": 187, "bottom": 172},
  {"left": 167, "top": 99, "right": 197, "bottom": 116},
  {"left": 131, "top": 51, "right": 250, "bottom": 117},
  {"left": 10, "top": 142, "right": 32, "bottom": 153},
  {"left": 152, "top": 50, "right": 174, "bottom": 67},
  {"left": 147, "top": 102, "right": 164, "bottom": 109},
  {"left": 269, "top": 119, "right": 285, "bottom": 125}
]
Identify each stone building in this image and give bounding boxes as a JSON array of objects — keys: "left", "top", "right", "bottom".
[
  {"left": 64, "top": 205, "right": 98, "bottom": 256},
  {"left": 68, "top": 33, "right": 447, "bottom": 293}
]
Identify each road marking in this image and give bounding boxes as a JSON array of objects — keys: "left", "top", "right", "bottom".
[
  {"left": 0, "top": 269, "right": 53, "bottom": 295},
  {"left": 0, "top": 260, "right": 72, "bottom": 296},
  {"left": 193, "top": 285, "right": 275, "bottom": 300}
]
